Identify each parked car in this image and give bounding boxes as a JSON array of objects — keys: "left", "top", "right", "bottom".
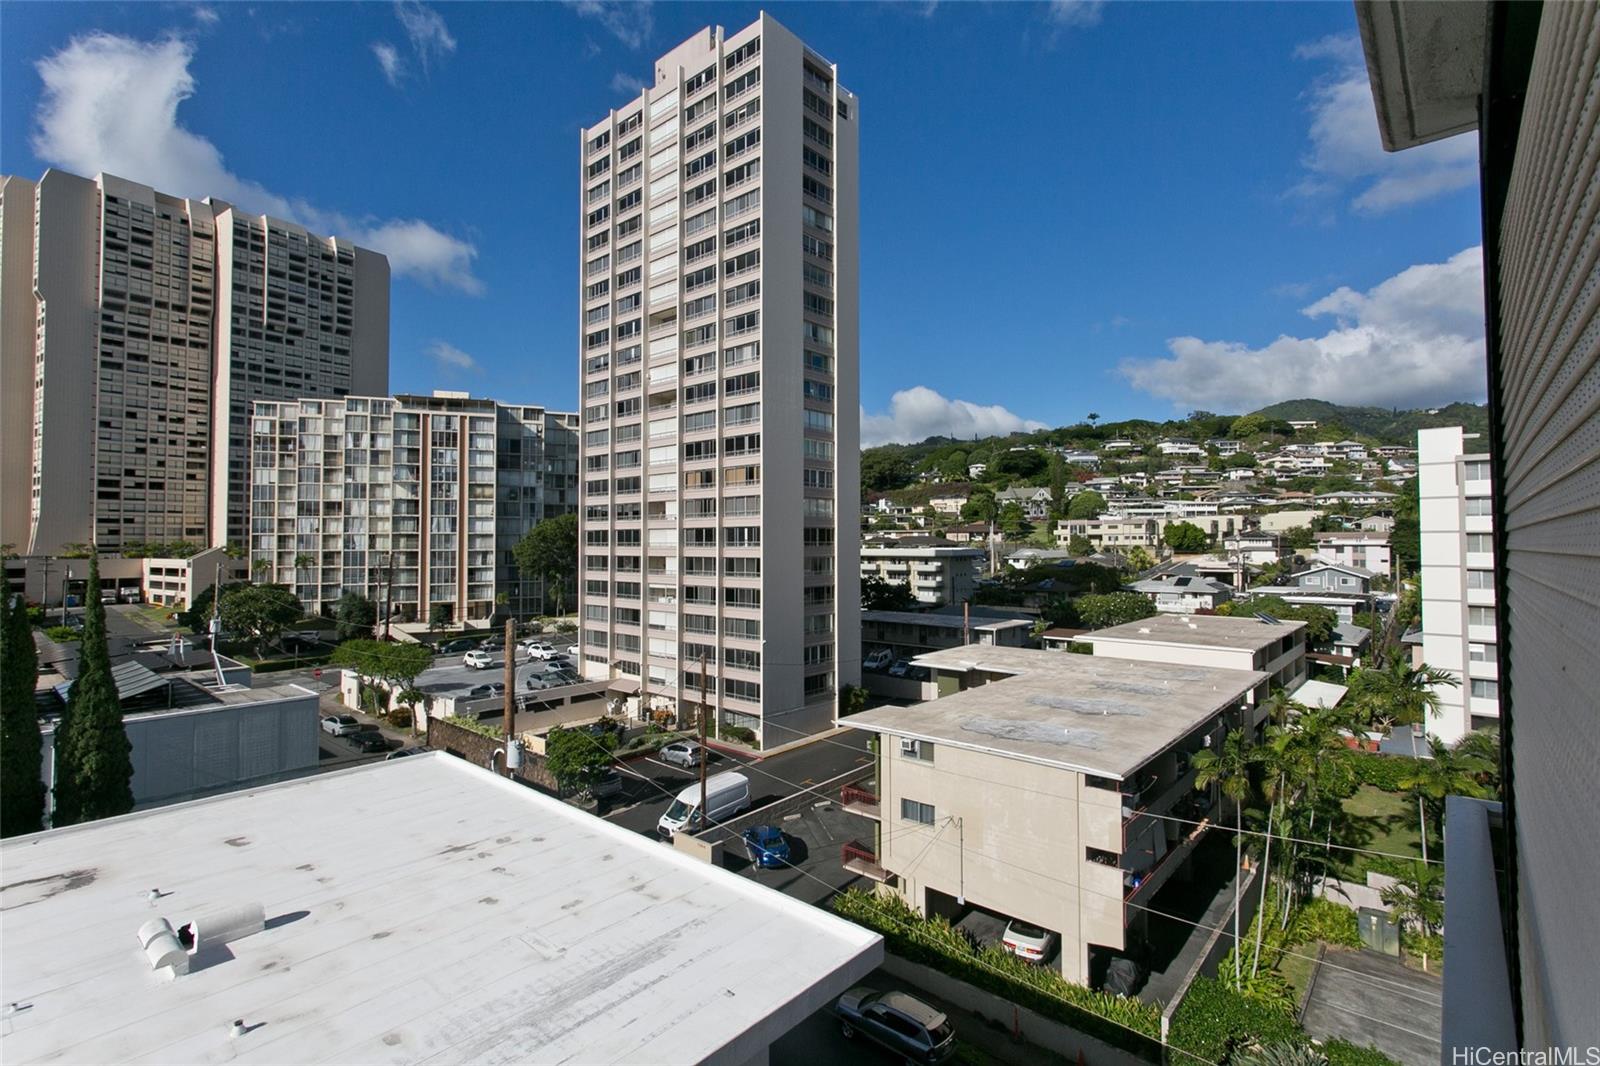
[
  {"left": 659, "top": 740, "right": 703, "bottom": 768},
  {"left": 438, "top": 638, "right": 476, "bottom": 654},
  {"left": 1001, "top": 919, "right": 1056, "bottom": 964},
  {"left": 741, "top": 825, "right": 791, "bottom": 869},
  {"left": 385, "top": 747, "right": 424, "bottom": 760},
  {"left": 468, "top": 682, "right": 504, "bottom": 699},
  {"left": 521, "top": 640, "right": 558, "bottom": 660},
  {"left": 888, "top": 659, "right": 913, "bottom": 678},
  {"left": 346, "top": 730, "right": 389, "bottom": 754},
  {"left": 863, "top": 648, "right": 893, "bottom": 672},
  {"left": 834, "top": 987, "right": 956, "bottom": 1064},
  {"left": 479, "top": 639, "right": 504, "bottom": 652},
  {"left": 657, "top": 772, "right": 750, "bottom": 837},
  {"left": 320, "top": 714, "right": 361, "bottom": 737},
  {"left": 462, "top": 649, "right": 493, "bottom": 669},
  {"left": 589, "top": 771, "right": 625, "bottom": 801}
]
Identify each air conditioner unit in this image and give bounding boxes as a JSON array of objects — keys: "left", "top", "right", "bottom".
[{"left": 900, "top": 738, "right": 919, "bottom": 756}]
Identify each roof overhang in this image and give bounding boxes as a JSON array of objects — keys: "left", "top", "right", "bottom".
[{"left": 1354, "top": 0, "right": 1488, "bottom": 150}]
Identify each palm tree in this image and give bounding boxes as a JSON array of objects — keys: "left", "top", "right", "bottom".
[
  {"left": 1380, "top": 861, "right": 1444, "bottom": 936},
  {"left": 1397, "top": 737, "right": 1492, "bottom": 862},
  {"left": 293, "top": 553, "right": 316, "bottom": 580},
  {"left": 1350, "top": 658, "right": 1458, "bottom": 752},
  {"left": 251, "top": 558, "right": 272, "bottom": 582},
  {"left": 1194, "top": 727, "right": 1253, "bottom": 985},
  {"left": 1087, "top": 412, "right": 1100, "bottom": 428},
  {"left": 1453, "top": 728, "right": 1502, "bottom": 793}
]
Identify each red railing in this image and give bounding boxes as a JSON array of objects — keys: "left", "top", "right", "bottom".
[
  {"left": 841, "top": 785, "right": 879, "bottom": 807},
  {"left": 841, "top": 840, "right": 878, "bottom": 866}
]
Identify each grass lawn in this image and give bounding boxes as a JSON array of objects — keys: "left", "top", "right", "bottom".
[
  {"left": 1280, "top": 944, "right": 1318, "bottom": 1006},
  {"left": 1334, "top": 786, "right": 1439, "bottom": 881},
  {"left": 134, "top": 602, "right": 181, "bottom": 628}
]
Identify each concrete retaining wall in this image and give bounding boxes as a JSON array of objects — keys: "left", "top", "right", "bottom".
[
  {"left": 1313, "top": 872, "right": 1397, "bottom": 913},
  {"left": 426, "top": 715, "right": 561, "bottom": 795},
  {"left": 880, "top": 955, "right": 1152, "bottom": 1066}
]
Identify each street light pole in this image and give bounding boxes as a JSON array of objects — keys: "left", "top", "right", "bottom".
[
  {"left": 61, "top": 566, "right": 72, "bottom": 626},
  {"left": 697, "top": 652, "right": 708, "bottom": 833}
]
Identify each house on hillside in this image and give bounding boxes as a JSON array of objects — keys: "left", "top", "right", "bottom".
[
  {"left": 995, "top": 486, "right": 1053, "bottom": 520},
  {"left": 1126, "top": 573, "right": 1234, "bottom": 613},
  {"left": 1313, "top": 530, "right": 1392, "bottom": 574},
  {"left": 1157, "top": 439, "right": 1206, "bottom": 458},
  {"left": 928, "top": 491, "right": 970, "bottom": 515}
]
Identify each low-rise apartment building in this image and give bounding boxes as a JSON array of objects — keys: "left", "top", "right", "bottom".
[
  {"left": 248, "top": 392, "right": 579, "bottom": 629},
  {"left": 859, "top": 539, "right": 984, "bottom": 607},
  {"left": 844, "top": 647, "right": 1266, "bottom": 984},
  {"left": 1313, "top": 530, "right": 1392, "bottom": 575},
  {"left": 1056, "top": 516, "right": 1161, "bottom": 551},
  {"left": 1125, "top": 574, "right": 1233, "bottom": 613},
  {"left": 1079, "top": 613, "right": 1308, "bottom": 692}
]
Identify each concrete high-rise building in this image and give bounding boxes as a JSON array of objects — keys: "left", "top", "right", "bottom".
[
  {"left": 1418, "top": 426, "right": 1499, "bottom": 745},
  {"left": 0, "top": 169, "right": 387, "bottom": 556},
  {"left": 575, "top": 15, "right": 860, "bottom": 748},
  {"left": 248, "top": 392, "right": 578, "bottom": 629}
]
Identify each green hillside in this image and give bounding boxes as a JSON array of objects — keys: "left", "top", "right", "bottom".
[{"left": 1250, "top": 399, "right": 1489, "bottom": 441}]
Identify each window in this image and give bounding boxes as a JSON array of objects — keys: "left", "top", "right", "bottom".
[
  {"left": 725, "top": 36, "right": 760, "bottom": 70},
  {"left": 1469, "top": 642, "right": 1498, "bottom": 663},
  {"left": 684, "top": 381, "right": 718, "bottom": 405},
  {"left": 901, "top": 799, "right": 935, "bottom": 825},
  {"left": 803, "top": 145, "right": 832, "bottom": 175},
  {"left": 725, "top": 97, "right": 761, "bottom": 130},
  {"left": 804, "top": 380, "right": 834, "bottom": 402},
  {"left": 683, "top": 150, "right": 717, "bottom": 181},
  {"left": 803, "top": 205, "right": 834, "bottom": 232},
  {"left": 802, "top": 174, "right": 833, "bottom": 204},
  {"left": 726, "top": 218, "right": 761, "bottom": 246},
  {"left": 725, "top": 158, "right": 761, "bottom": 189},
  {"left": 802, "top": 234, "right": 833, "bottom": 260},
  {"left": 803, "top": 88, "right": 832, "bottom": 119},
  {"left": 683, "top": 93, "right": 715, "bottom": 125},
  {"left": 724, "top": 587, "right": 761, "bottom": 608},
  {"left": 683, "top": 439, "right": 717, "bottom": 462},
  {"left": 1467, "top": 533, "right": 1493, "bottom": 554},
  {"left": 684, "top": 264, "right": 718, "bottom": 292},
  {"left": 900, "top": 739, "right": 934, "bottom": 762},
  {"left": 685, "top": 178, "right": 717, "bottom": 208},
  {"left": 727, "top": 311, "right": 760, "bottom": 336},
  {"left": 725, "top": 249, "right": 761, "bottom": 276},
  {"left": 805, "top": 349, "right": 833, "bottom": 373},
  {"left": 725, "top": 557, "right": 761, "bottom": 577},
  {"left": 804, "top": 409, "right": 834, "bottom": 433},
  {"left": 725, "top": 128, "right": 761, "bottom": 159},
  {"left": 803, "top": 116, "right": 832, "bottom": 148},
  {"left": 804, "top": 292, "right": 833, "bottom": 316},
  {"left": 1469, "top": 606, "right": 1496, "bottom": 627},
  {"left": 1471, "top": 679, "right": 1500, "bottom": 699},
  {"left": 724, "top": 616, "right": 761, "bottom": 640},
  {"left": 726, "top": 371, "right": 760, "bottom": 396},
  {"left": 724, "top": 525, "right": 761, "bottom": 547},
  {"left": 1463, "top": 460, "right": 1491, "bottom": 481},
  {"left": 684, "top": 62, "right": 716, "bottom": 96},
  {"left": 803, "top": 467, "right": 834, "bottom": 489},
  {"left": 804, "top": 262, "right": 833, "bottom": 288},
  {"left": 723, "top": 677, "right": 762, "bottom": 702},
  {"left": 725, "top": 67, "right": 760, "bottom": 100},
  {"left": 1466, "top": 497, "right": 1494, "bottom": 516},
  {"left": 685, "top": 236, "right": 717, "bottom": 263},
  {"left": 725, "top": 433, "right": 761, "bottom": 458},
  {"left": 724, "top": 645, "right": 761, "bottom": 669},
  {"left": 685, "top": 206, "right": 718, "bottom": 237},
  {"left": 1467, "top": 569, "right": 1495, "bottom": 590}
]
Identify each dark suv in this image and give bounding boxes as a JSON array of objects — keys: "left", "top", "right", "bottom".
[{"left": 834, "top": 987, "right": 956, "bottom": 1064}]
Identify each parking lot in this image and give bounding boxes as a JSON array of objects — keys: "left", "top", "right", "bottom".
[{"left": 415, "top": 634, "right": 581, "bottom": 700}]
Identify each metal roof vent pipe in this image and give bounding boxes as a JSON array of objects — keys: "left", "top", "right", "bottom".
[
  {"left": 178, "top": 903, "right": 266, "bottom": 954},
  {"left": 137, "top": 918, "right": 190, "bottom": 978}
]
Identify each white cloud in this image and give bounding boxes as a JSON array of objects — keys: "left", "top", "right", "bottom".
[
  {"left": 569, "top": 0, "right": 653, "bottom": 50},
  {"left": 1119, "top": 246, "right": 1487, "bottom": 412},
  {"left": 371, "top": 41, "right": 403, "bottom": 86},
  {"left": 394, "top": 0, "right": 455, "bottom": 70},
  {"left": 427, "top": 341, "right": 480, "bottom": 373},
  {"left": 609, "top": 71, "right": 646, "bottom": 96},
  {"left": 1293, "top": 34, "right": 1477, "bottom": 214},
  {"left": 191, "top": 5, "right": 221, "bottom": 26},
  {"left": 32, "top": 32, "right": 483, "bottom": 294},
  {"left": 861, "top": 387, "right": 1048, "bottom": 447},
  {"left": 1048, "top": 0, "right": 1104, "bottom": 28}
]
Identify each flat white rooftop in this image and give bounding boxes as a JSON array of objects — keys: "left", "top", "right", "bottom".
[
  {"left": 0, "top": 754, "right": 880, "bottom": 1064},
  {"left": 846, "top": 646, "right": 1265, "bottom": 780},
  {"left": 1083, "top": 613, "right": 1307, "bottom": 653}
]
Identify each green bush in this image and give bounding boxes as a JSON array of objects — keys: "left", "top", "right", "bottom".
[
  {"left": 1348, "top": 752, "right": 1412, "bottom": 792},
  {"left": 721, "top": 725, "right": 757, "bottom": 745},
  {"left": 1323, "top": 1039, "right": 1402, "bottom": 1066},
  {"left": 443, "top": 715, "right": 504, "bottom": 739},
  {"left": 247, "top": 652, "right": 334, "bottom": 673},
  {"left": 1167, "top": 977, "right": 1304, "bottom": 1062},
  {"left": 1290, "top": 899, "right": 1362, "bottom": 949},
  {"left": 1400, "top": 928, "right": 1444, "bottom": 965},
  {"left": 829, "top": 889, "right": 1163, "bottom": 1060},
  {"left": 43, "top": 625, "right": 81, "bottom": 642}
]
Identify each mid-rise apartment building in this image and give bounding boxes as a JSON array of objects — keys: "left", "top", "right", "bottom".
[
  {"left": 576, "top": 15, "right": 860, "bottom": 747},
  {"left": 1313, "top": 530, "right": 1392, "bottom": 575},
  {"left": 248, "top": 392, "right": 578, "bottom": 628},
  {"left": 0, "top": 169, "right": 386, "bottom": 556},
  {"left": 1080, "top": 613, "right": 1308, "bottom": 692},
  {"left": 1418, "top": 426, "right": 1498, "bottom": 744},
  {"left": 859, "top": 539, "right": 983, "bottom": 607}
]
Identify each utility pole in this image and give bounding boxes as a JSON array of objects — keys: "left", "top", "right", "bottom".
[
  {"left": 39, "top": 557, "right": 52, "bottom": 619},
  {"left": 697, "top": 652, "right": 708, "bottom": 833},
  {"left": 381, "top": 552, "right": 396, "bottom": 641},
  {"left": 61, "top": 565, "right": 72, "bottom": 626},
  {"left": 502, "top": 617, "right": 515, "bottom": 777},
  {"left": 963, "top": 600, "right": 971, "bottom": 647}
]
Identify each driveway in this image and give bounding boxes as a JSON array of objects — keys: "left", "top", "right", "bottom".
[{"left": 1300, "top": 947, "right": 1441, "bottom": 1066}]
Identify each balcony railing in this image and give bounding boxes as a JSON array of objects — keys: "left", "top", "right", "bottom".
[
  {"left": 841, "top": 841, "right": 887, "bottom": 881},
  {"left": 840, "top": 785, "right": 880, "bottom": 820}
]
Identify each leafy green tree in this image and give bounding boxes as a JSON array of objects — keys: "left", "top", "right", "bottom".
[
  {"left": 178, "top": 583, "right": 216, "bottom": 631},
  {"left": 1125, "top": 546, "right": 1156, "bottom": 572},
  {"left": 998, "top": 501, "right": 1029, "bottom": 537},
  {"left": 53, "top": 555, "right": 134, "bottom": 826},
  {"left": 330, "top": 639, "right": 433, "bottom": 712},
  {"left": 959, "top": 489, "right": 997, "bottom": 524},
  {"left": 1162, "top": 520, "right": 1211, "bottom": 554},
  {"left": 1283, "top": 526, "right": 1315, "bottom": 551},
  {"left": 1075, "top": 591, "right": 1156, "bottom": 629},
  {"left": 1067, "top": 534, "right": 1094, "bottom": 557},
  {"left": 1194, "top": 728, "right": 1254, "bottom": 986},
  {"left": 934, "top": 450, "right": 969, "bottom": 481},
  {"left": 1454, "top": 728, "right": 1501, "bottom": 793},
  {"left": 1397, "top": 737, "right": 1491, "bottom": 863},
  {"left": 2, "top": 593, "right": 45, "bottom": 836},
  {"left": 1379, "top": 862, "right": 1444, "bottom": 936},
  {"left": 840, "top": 683, "right": 868, "bottom": 717},
  {"left": 1067, "top": 490, "right": 1107, "bottom": 520},
  {"left": 993, "top": 449, "right": 1045, "bottom": 480},
  {"left": 1218, "top": 596, "right": 1337, "bottom": 645},
  {"left": 428, "top": 603, "right": 452, "bottom": 633},
  {"left": 544, "top": 724, "right": 616, "bottom": 792},
  {"left": 1225, "top": 450, "right": 1258, "bottom": 469},
  {"left": 861, "top": 574, "right": 917, "bottom": 612},
  {"left": 1229, "top": 414, "right": 1268, "bottom": 440},
  {"left": 512, "top": 512, "right": 579, "bottom": 617},
  {"left": 861, "top": 451, "right": 913, "bottom": 492},
  {"left": 334, "top": 590, "right": 378, "bottom": 641},
  {"left": 219, "top": 583, "right": 304, "bottom": 658}
]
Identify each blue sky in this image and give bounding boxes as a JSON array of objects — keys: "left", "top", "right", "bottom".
[{"left": 1, "top": 1, "right": 1487, "bottom": 444}]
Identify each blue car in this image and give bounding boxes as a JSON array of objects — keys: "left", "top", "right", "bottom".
[{"left": 742, "top": 825, "right": 791, "bottom": 868}]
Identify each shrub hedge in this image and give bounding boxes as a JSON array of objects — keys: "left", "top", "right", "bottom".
[
  {"left": 829, "top": 889, "right": 1164, "bottom": 1060},
  {"left": 1168, "top": 977, "right": 1306, "bottom": 1061},
  {"left": 1348, "top": 752, "right": 1413, "bottom": 792},
  {"left": 1325, "top": 1039, "right": 1405, "bottom": 1066}
]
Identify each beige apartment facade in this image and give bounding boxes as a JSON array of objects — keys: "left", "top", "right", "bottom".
[
  {"left": 575, "top": 15, "right": 861, "bottom": 747},
  {"left": 1080, "top": 613, "right": 1308, "bottom": 693},
  {"left": 845, "top": 647, "right": 1265, "bottom": 984},
  {"left": 859, "top": 541, "right": 984, "bottom": 606},
  {"left": 0, "top": 169, "right": 386, "bottom": 557},
  {"left": 248, "top": 392, "right": 578, "bottom": 629}
]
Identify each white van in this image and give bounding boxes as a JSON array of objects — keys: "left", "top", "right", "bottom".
[{"left": 657, "top": 771, "right": 751, "bottom": 837}]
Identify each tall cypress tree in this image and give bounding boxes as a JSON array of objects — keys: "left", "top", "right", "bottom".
[
  {"left": 54, "top": 553, "right": 134, "bottom": 825},
  {"left": 1, "top": 592, "right": 45, "bottom": 836}
]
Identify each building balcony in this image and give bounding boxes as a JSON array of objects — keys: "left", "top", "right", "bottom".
[
  {"left": 1124, "top": 814, "right": 1211, "bottom": 910},
  {"left": 840, "top": 784, "right": 880, "bottom": 820},
  {"left": 841, "top": 841, "right": 888, "bottom": 882}
]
